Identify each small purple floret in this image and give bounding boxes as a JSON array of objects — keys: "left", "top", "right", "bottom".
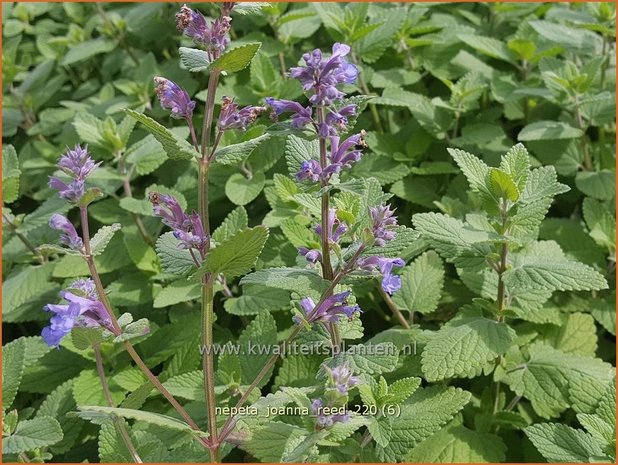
[
  {"left": 154, "top": 77, "right": 196, "bottom": 121},
  {"left": 49, "top": 214, "right": 83, "bottom": 250}
]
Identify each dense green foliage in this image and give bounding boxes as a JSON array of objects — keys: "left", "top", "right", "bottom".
[{"left": 2, "top": 2, "right": 616, "bottom": 463}]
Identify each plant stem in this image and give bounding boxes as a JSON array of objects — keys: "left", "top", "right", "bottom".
[
  {"left": 2, "top": 214, "right": 44, "bottom": 263},
  {"left": 378, "top": 286, "right": 410, "bottom": 329},
  {"left": 200, "top": 70, "right": 221, "bottom": 159},
  {"left": 316, "top": 106, "right": 342, "bottom": 350},
  {"left": 573, "top": 94, "right": 593, "bottom": 171},
  {"left": 93, "top": 344, "right": 143, "bottom": 463},
  {"left": 198, "top": 68, "right": 222, "bottom": 462},
  {"left": 78, "top": 207, "right": 208, "bottom": 448}
]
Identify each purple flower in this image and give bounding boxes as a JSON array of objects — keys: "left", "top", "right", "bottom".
[
  {"left": 320, "top": 104, "right": 357, "bottom": 137},
  {"left": 265, "top": 98, "right": 314, "bottom": 130},
  {"left": 298, "top": 291, "right": 361, "bottom": 324},
  {"left": 149, "top": 192, "right": 207, "bottom": 255},
  {"left": 289, "top": 43, "right": 359, "bottom": 106},
  {"left": 57, "top": 145, "right": 100, "bottom": 179},
  {"left": 154, "top": 77, "right": 196, "bottom": 121},
  {"left": 176, "top": 5, "right": 231, "bottom": 56},
  {"left": 49, "top": 145, "right": 99, "bottom": 203},
  {"left": 49, "top": 214, "right": 83, "bottom": 250},
  {"left": 295, "top": 159, "right": 322, "bottom": 182},
  {"left": 311, "top": 398, "right": 351, "bottom": 428},
  {"left": 314, "top": 208, "right": 347, "bottom": 245},
  {"left": 48, "top": 177, "right": 85, "bottom": 203},
  {"left": 42, "top": 280, "right": 112, "bottom": 347},
  {"left": 370, "top": 204, "right": 398, "bottom": 247},
  {"left": 67, "top": 278, "right": 98, "bottom": 299},
  {"left": 357, "top": 256, "right": 405, "bottom": 295},
  {"left": 327, "top": 363, "right": 359, "bottom": 395},
  {"left": 218, "top": 96, "right": 264, "bottom": 131},
  {"left": 298, "top": 247, "right": 322, "bottom": 264},
  {"left": 329, "top": 131, "right": 366, "bottom": 169}
]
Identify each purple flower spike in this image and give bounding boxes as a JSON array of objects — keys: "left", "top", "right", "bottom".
[
  {"left": 289, "top": 43, "right": 359, "bottom": 106},
  {"left": 314, "top": 208, "right": 347, "bottom": 244},
  {"left": 49, "top": 214, "right": 83, "bottom": 250},
  {"left": 149, "top": 192, "right": 207, "bottom": 255},
  {"left": 265, "top": 98, "right": 314, "bottom": 130},
  {"left": 299, "top": 247, "right": 322, "bottom": 264},
  {"left": 218, "top": 96, "right": 264, "bottom": 131},
  {"left": 311, "top": 398, "right": 351, "bottom": 428},
  {"left": 298, "top": 291, "right": 361, "bottom": 324},
  {"left": 329, "top": 130, "right": 366, "bottom": 169},
  {"left": 176, "top": 4, "right": 231, "bottom": 56},
  {"left": 58, "top": 145, "right": 100, "bottom": 179},
  {"left": 49, "top": 144, "right": 99, "bottom": 203},
  {"left": 320, "top": 105, "right": 357, "bottom": 137},
  {"left": 154, "top": 77, "right": 196, "bottom": 121},
  {"left": 296, "top": 159, "right": 322, "bottom": 182},
  {"left": 327, "top": 363, "right": 359, "bottom": 395},
  {"left": 42, "top": 279, "right": 112, "bottom": 347},
  {"left": 357, "top": 256, "right": 405, "bottom": 295},
  {"left": 370, "top": 204, "right": 399, "bottom": 247}
]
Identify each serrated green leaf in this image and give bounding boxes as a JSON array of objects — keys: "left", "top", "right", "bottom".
[
  {"left": 225, "top": 172, "right": 265, "bottom": 206},
  {"left": 421, "top": 306, "right": 516, "bottom": 381},
  {"left": 214, "top": 134, "right": 270, "bottom": 165},
  {"left": 500, "top": 143, "right": 530, "bottom": 192},
  {"left": 155, "top": 232, "right": 195, "bottom": 277},
  {"left": 212, "top": 206, "right": 248, "bottom": 244},
  {"left": 153, "top": 280, "right": 200, "bottom": 308},
  {"left": 285, "top": 135, "right": 318, "bottom": 177},
  {"left": 2, "top": 416, "right": 63, "bottom": 454},
  {"left": 240, "top": 267, "right": 329, "bottom": 298},
  {"left": 2, "top": 144, "right": 21, "bottom": 204},
  {"left": 518, "top": 121, "right": 584, "bottom": 141},
  {"left": 392, "top": 251, "right": 444, "bottom": 315},
  {"left": 224, "top": 285, "right": 290, "bottom": 315},
  {"left": 196, "top": 226, "right": 268, "bottom": 280},
  {"left": 2, "top": 338, "right": 26, "bottom": 411},
  {"left": 125, "top": 109, "right": 196, "bottom": 161},
  {"left": 525, "top": 423, "right": 604, "bottom": 462},
  {"left": 179, "top": 47, "right": 210, "bottom": 72},
  {"left": 90, "top": 223, "right": 121, "bottom": 256},
  {"left": 489, "top": 168, "right": 519, "bottom": 202},
  {"left": 323, "top": 342, "right": 399, "bottom": 375},
  {"left": 210, "top": 42, "right": 261, "bottom": 73}
]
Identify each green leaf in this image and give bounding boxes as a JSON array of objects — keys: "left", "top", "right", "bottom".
[
  {"left": 214, "top": 134, "right": 271, "bottom": 165},
  {"left": 407, "top": 424, "right": 507, "bottom": 462},
  {"left": 518, "top": 121, "right": 584, "bottom": 141},
  {"left": 519, "top": 166, "right": 570, "bottom": 204},
  {"left": 499, "top": 143, "right": 530, "bottom": 191},
  {"left": 71, "top": 327, "right": 104, "bottom": 351},
  {"left": 240, "top": 267, "right": 329, "bottom": 298},
  {"left": 155, "top": 232, "right": 195, "bottom": 277},
  {"left": 2, "top": 416, "right": 63, "bottom": 454},
  {"left": 575, "top": 170, "right": 616, "bottom": 201},
  {"left": 76, "top": 405, "right": 200, "bottom": 435},
  {"left": 210, "top": 42, "right": 261, "bottom": 73},
  {"left": 61, "top": 38, "right": 115, "bottom": 65},
  {"left": 285, "top": 135, "right": 318, "bottom": 176},
  {"left": 387, "top": 377, "right": 422, "bottom": 405},
  {"left": 90, "top": 223, "right": 121, "bottom": 256},
  {"left": 505, "top": 241, "right": 608, "bottom": 292},
  {"left": 153, "top": 280, "right": 200, "bottom": 308},
  {"left": 2, "top": 144, "right": 21, "bottom": 204},
  {"left": 2, "top": 338, "right": 26, "bottom": 411},
  {"left": 447, "top": 148, "right": 491, "bottom": 197},
  {"left": 224, "top": 285, "right": 290, "bottom": 315},
  {"left": 583, "top": 198, "right": 615, "bottom": 251},
  {"left": 376, "top": 386, "right": 472, "bottom": 462},
  {"left": 324, "top": 342, "right": 399, "bottom": 375},
  {"left": 392, "top": 251, "right": 444, "bottom": 315},
  {"left": 502, "top": 343, "right": 614, "bottom": 418},
  {"left": 458, "top": 34, "right": 515, "bottom": 63},
  {"left": 212, "top": 206, "right": 248, "bottom": 244},
  {"left": 225, "top": 172, "right": 265, "bottom": 206},
  {"left": 525, "top": 423, "right": 604, "bottom": 462},
  {"left": 238, "top": 312, "right": 278, "bottom": 385},
  {"left": 541, "top": 312, "right": 598, "bottom": 356},
  {"left": 73, "top": 370, "right": 125, "bottom": 407},
  {"left": 245, "top": 422, "right": 309, "bottom": 462},
  {"left": 178, "top": 47, "right": 210, "bottom": 72},
  {"left": 367, "top": 416, "right": 393, "bottom": 448},
  {"left": 421, "top": 306, "right": 516, "bottom": 382},
  {"left": 489, "top": 168, "right": 519, "bottom": 202},
  {"left": 357, "top": 7, "right": 407, "bottom": 63},
  {"left": 125, "top": 109, "right": 196, "bottom": 161},
  {"left": 197, "top": 226, "right": 268, "bottom": 280}
]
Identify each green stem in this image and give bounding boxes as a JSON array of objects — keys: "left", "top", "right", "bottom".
[
  {"left": 94, "top": 344, "right": 143, "bottom": 463},
  {"left": 378, "top": 286, "right": 410, "bottom": 329},
  {"left": 573, "top": 94, "right": 593, "bottom": 171},
  {"left": 2, "top": 213, "right": 44, "bottom": 263}
]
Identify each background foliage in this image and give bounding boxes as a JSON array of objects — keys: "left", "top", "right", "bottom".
[{"left": 2, "top": 2, "right": 616, "bottom": 463}]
